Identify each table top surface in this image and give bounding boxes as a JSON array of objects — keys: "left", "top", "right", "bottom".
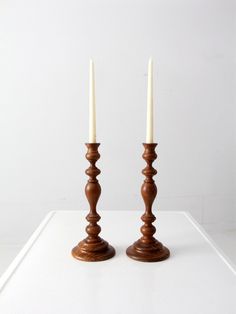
[{"left": 0, "top": 210, "right": 235, "bottom": 314}]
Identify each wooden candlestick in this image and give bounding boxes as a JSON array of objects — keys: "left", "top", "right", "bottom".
[
  {"left": 126, "top": 143, "right": 170, "bottom": 262},
  {"left": 72, "top": 143, "right": 115, "bottom": 262}
]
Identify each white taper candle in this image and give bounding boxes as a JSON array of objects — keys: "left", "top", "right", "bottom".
[
  {"left": 146, "top": 58, "right": 154, "bottom": 143},
  {"left": 89, "top": 59, "right": 96, "bottom": 143}
]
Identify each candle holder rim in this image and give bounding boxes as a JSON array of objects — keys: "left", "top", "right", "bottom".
[
  {"left": 85, "top": 142, "right": 100, "bottom": 146},
  {"left": 143, "top": 142, "right": 158, "bottom": 146}
]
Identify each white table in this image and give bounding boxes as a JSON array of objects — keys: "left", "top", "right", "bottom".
[{"left": 0, "top": 211, "right": 235, "bottom": 314}]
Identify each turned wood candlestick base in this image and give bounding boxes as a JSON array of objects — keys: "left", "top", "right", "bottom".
[
  {"left": 72, "top": 143, "right": 115, "bottom": 262},
  {"left": 126, "top": 143, "right": 170, "bottom": 262}
]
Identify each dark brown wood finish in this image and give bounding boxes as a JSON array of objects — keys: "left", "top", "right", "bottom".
[
  {"left": 126, "top": 143, "right": 170, "bottom": 262},
  {"left": 72, "top": 143, "right": 115, "bottom": 262}
]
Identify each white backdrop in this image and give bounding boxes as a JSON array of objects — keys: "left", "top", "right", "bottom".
[{"left": 0, "top": 0, "right": 235, "bottom": 243}]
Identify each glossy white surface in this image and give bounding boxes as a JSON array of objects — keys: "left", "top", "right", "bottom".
[{"left": 0, "top": 211, "right": 235, "bottom": 314}]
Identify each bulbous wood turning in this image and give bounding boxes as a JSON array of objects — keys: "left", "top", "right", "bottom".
[
  {"left": 126, "top": 143, "right": 170, "bottom": 262},
  {"left": 72, "top": 143, "right": 115, "bottom": 262}
]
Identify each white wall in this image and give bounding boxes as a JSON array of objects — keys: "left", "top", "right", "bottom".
[{"left": 0, "top": 0, "right": 235, "bottom": 243}]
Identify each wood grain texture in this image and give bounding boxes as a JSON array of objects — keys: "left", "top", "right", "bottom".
[
  {"left": 72, "top": 143, "right": 115, "bottom": 262},
  {"left": 126, "top": 143, "right": 170, "bottom": 262}
]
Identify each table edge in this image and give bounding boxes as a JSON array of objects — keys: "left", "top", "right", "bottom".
[
  {"left": 0, "top": 211, "right": 56, "bottom": 292},
  {"left": 183, "top": 211, "right": 236, "bottom": 275}
]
